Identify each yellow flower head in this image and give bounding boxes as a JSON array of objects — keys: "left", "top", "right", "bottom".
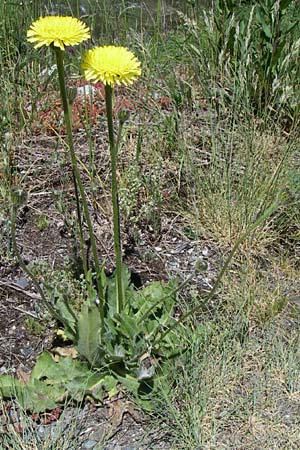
[
  {"left": 27, "top": 16, "right": 90, "bottom": 51},
  {"left": 82, "top": 46, "right": 141, "bottom": 87}
]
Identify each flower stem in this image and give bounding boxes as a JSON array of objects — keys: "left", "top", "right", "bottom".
[
  {"left": 104, "top": 85, "right": 123, "bottom": 313},
  {"left": 54, "top": 48, "right": 86, "bottom": 277},
  {"left": 54, "top": 47, "right": 104, "bottom": 322}
]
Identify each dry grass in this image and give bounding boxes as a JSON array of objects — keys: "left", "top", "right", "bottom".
[{"left": 156, "top": 282, "right": 300, "bottom": 449}]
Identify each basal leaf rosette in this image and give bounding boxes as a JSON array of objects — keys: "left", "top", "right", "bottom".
[
  {"left": 27, "top": 16, "right": 90, "bottom": 51},
  {"left": 82, "top": 46, "right": 141, "bottom": 87}
]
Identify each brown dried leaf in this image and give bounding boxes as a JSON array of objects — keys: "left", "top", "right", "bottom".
[{"left": 51, "top": 346, "right": 78, "bottom": 361}]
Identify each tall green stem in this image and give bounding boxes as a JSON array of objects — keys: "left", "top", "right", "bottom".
[
  {"left": 104, "top": 84, "right": 123, "bottom": 313},
  {"left": 54, "top": 48, "right": 86, "bottom": 277},
  {"left": 54, "top": 48, "right": 104, "bottom": 322}
]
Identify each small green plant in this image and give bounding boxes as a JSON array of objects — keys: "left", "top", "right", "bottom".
[
  {"left": 24, "top": 317, "right": 46, "bottom": 336},
  {"left": 36, "top": 214, "right": 49, "bottom": 231},
  {"left": 120, "top": 157, "right": 164, "bottom": 232}
]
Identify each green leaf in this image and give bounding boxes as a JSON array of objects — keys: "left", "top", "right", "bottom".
[
  {"left": 255, "top": 8, "right": 272, "bottom": 39},
  {"left": 52, "top": 295, "right": 77, "bottom": 338},
  {"left": 77, "top": 303, "right": 102, "bottom": 366},
  {"left": 261, "top": 22, "right": 272, "bottom": 39},
  {"left": 284, "top": 21, "right": 299, "bottom": 36},
  {"left": 20, "top": 380, "right": 65, "bottom": 412},
  {"left": 0, "top": 372, "right": 65, "bottom": 412},
  {"left": 280, "top": 0, "right": 293, "bottom": 11},
  {"left": 88, "top": 374, "right": 118, "bottom": 400},
  {"left": 66, "top": 373, "right": 102, "bottom": 401},
  {"left": 117, "top": 373, "right": 140, "bottom": 396},
  {"left": 0, "top": 353, "right": 117, "bottom": 412},
  {"left": 31, "top": 352, "right": 92, "bottom": 386},
  {"left": 115, "top": 313, "right": 140, "bottom": 339},
  {"left": 85, "top": 269, "right": 98, "bottom": 307},
  {"left": 30, "top": 351, "right": 56, "bottom": 380},
  {"left": 135, "top": 281, "right": 175, "bottom": 323},
  {"left": 66, "top": 372, "right": 119, "bottom": 402}
]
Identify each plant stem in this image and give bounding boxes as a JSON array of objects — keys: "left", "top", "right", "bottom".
[
  {"left": 104, "top": 84, "right": 123, "bottom": 313},
  {"left": 54, "top": 47, "right": 104, "bottom": 322},
  {"left": 54, "top": 48, "right": 86, "bottom": 277}
]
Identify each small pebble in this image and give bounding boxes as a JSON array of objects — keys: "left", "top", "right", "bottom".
[
  {"left": 14, "top": 277, "right": 29, "bottom": 289},
  {"left": 20, "top": 347, "right": 34, "bottom": 357},
  {"left": 37, "top": 424, "right": 45, "bottom": 438},
  {"left": 84, "top": 440, "right": 97, "bottom": 449}
]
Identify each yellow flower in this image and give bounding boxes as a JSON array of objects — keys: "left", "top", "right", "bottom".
[
  {"left": 27, "top": 16, "right": 90, "bottom": 51},
  {"left": 82, "top": 46, "right": 141, "bottom": 87}
]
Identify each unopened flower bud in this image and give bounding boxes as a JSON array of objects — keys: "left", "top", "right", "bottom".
[
  {"left": 12, "top": 189, "right": 27, "bottom": 207},
  {"left": 118, "top": 109, "right": 130, "bottom": 126}
]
